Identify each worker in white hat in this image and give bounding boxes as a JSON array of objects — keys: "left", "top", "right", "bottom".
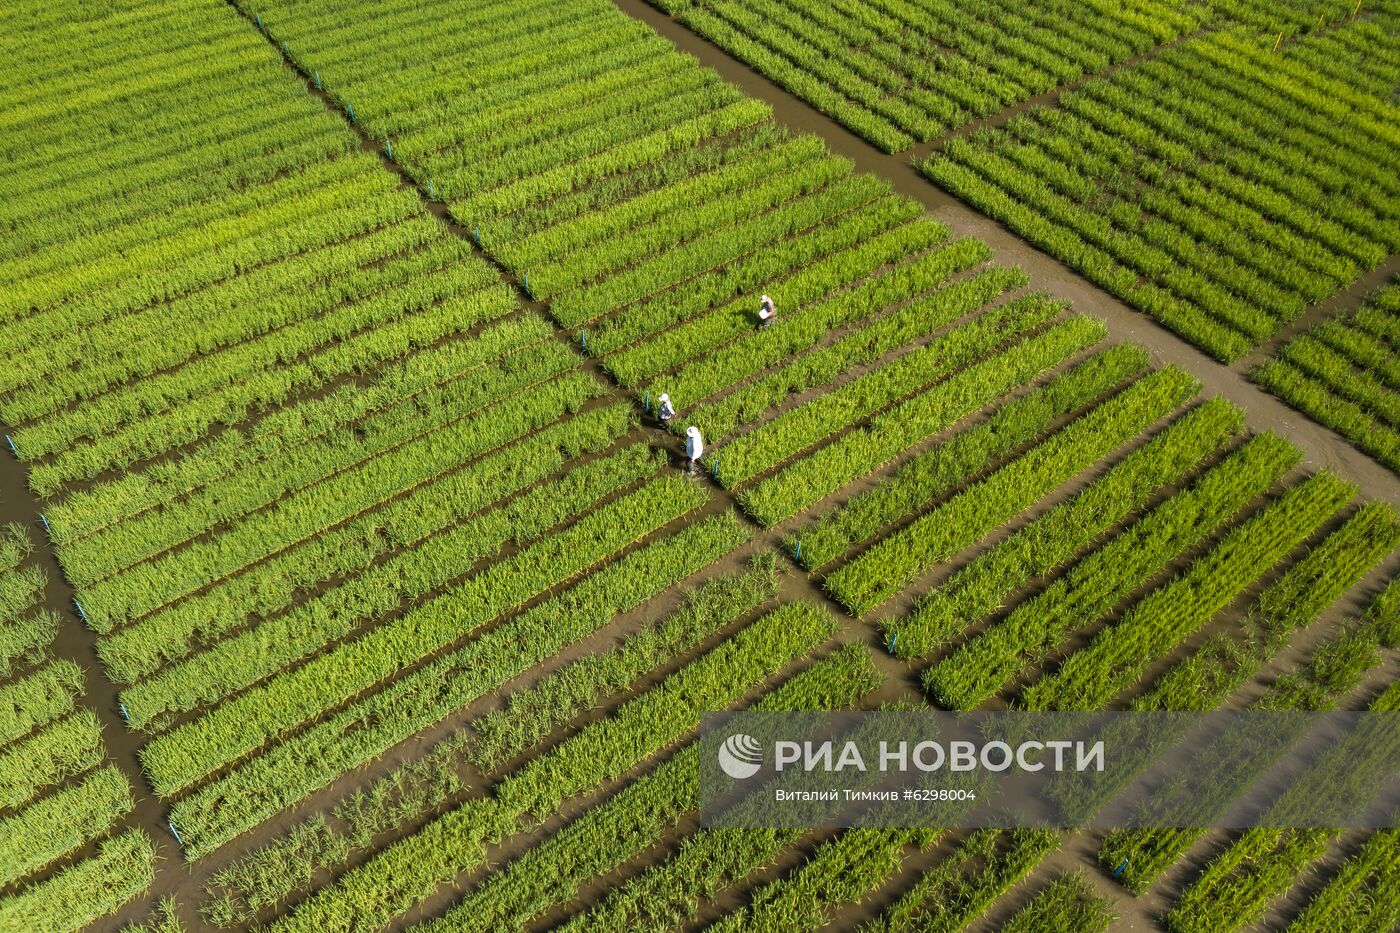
[
  {"left": 657, "top": 392, "right": 676, "bottom": 426},
  {"left": 758, "top": 294, "right": 776, "bottom": 329},
  {"left": 685, "top": 425, "right": 704, "bottom": 475}
]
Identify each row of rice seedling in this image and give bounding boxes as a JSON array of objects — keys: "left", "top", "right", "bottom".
[
  {"left": 0, "top": 524, "right": 152, "bottom": 924},
  {"left": 1166, "top": 681, "right": 1400, "bottom": 932},
  {"left": 1019, "top": 469, "right": 1357, "bottom": 711},
  {"left": 0, "top": 831, "right": 157, "bottom": 933},
  {"left": 97, "top": 403, "right": 630, "bottom": 686},
  {"left": 925, "top": 28, "right": 1400, "bottom": 360},
  {"left": 785, "top": 342, "right": 1147, "bottom": 569},
  {"left": 1254, "top": 281, "right": 1400, "bottom": 473},
  {"left": 1002, "top": 872, "right": 1115, "bottom": 933},
  {"left": 271, "top": 606, "right": 858, "bottom": 932},
  {"left": 864, "top": 829, "right": 1061, "bottom": 932},
  {"left": 826, "top": 363, "right": 1199, "bottom": 615},
  {"left": 654, "top": 0, "right": 1199, "bottom": 151},
  {"left": 169, "top": 510, "right": 751, "bottom": 859},
  {"left": 199, "top": 558, "right": 783, "bottom": 925},
  {"left": 1288, "top": 827, "right": 1400, "bottom": 932},
  {"left": 896, "top": 396, "right": 1241, "bottom": 661},
  {"left": 704, "top": 295, "right": 1091, "bottom": 488},
  {"left": 922, "top": 428, "right": 1294, "bottom": 706},
  {"left": 1100, "top": 554, "right": 1400, "bottom": 893}
]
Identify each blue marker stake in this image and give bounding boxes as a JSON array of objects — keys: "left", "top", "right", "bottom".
[
  {"left": 474, "top": 226, "right": 481, "bottom": 245},
  {"left": 644, "top": 390, "right": 650, "bottom": 413},
  {"left": 580, "top": 330, "right": 587, "bottom": 351},
  {"left": 73, "top": 600, "right": 90, "bottom": 625},
  {"left": 256, "top": 13, "right": 262, "bottom": 30},
  {"left": 888, "top": 633, "right": 899, "bottom": 653},
  {"left": 282, "top": 40, "right": 289, "bottom": 56},
  {"left": 795, "top": 540, "right": 802, "bottom": 561},
  {"left": 428, "top": 180, "right": 435, "bottom": 199},
  {"left": 5, "top": 434, "right": 17, "bottom": 457},
  {"left": 523, "top": 273, "right": 529, "bottom": 293},
  {"left": 1113, "top": 858, "right": 1130, "bottom": 878},
  {"left": 39, "top": 513, "right": 50, "bottom": 536},
  {"left": 386, "top": 139, "right": 393, "bottom": 160},
  {"left": 314, "top": 70, "right": 321, "bottom": 89},
  {"left": 119, "top": 702, "right": 130, "bottom": 724},
  {"left": 348, "top": 103, "right": 356, "bottom": 124},
  {"left": 712, "top": 458, "right": 719, "bottom": 481},
  {"left": 168, "top": 820, "right": 185, "bottom": 847}
]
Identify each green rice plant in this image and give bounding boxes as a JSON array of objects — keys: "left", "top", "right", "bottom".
[
  {"left": 76, "top": 369, "right": 604, "bottom": 631},
  {"left": 0, "top": 830, "right": 155, "bottom": 933},
  {"left": 170, "top": 512, "right": 750, "bottom": 858},
  {"left": 118, "top": 444, "right": 660, "bottom": 728},
  {"left": 923, "top": 431, "right": 1297, "bottom": 708},
  {"left": 0, "top": 563, "right": 44, "bottom": 623},
  {"left": 711, "top": 291, "right": 1084, "bottom": 489},
  {"left": 1288, "top": 828, "right": 1400, "bottom": 933},
  {"left": 0, "top": 660, "right": 84, "bottom": 744},
  {"left": 497, "top": 600, "right": 837, "bottom": 819},
  {"left": 58, "top": 315, "right": 571, "bottom": 585},
  {"left": 897, "top": 396, "right": 1241, "bottom": 660},
  {"left": 777, "top": 339, "right": 1146, "bottom": 556},
  {"left": 141, "top": 474, "right": 709, "bottom": 795},
  {"left": 0, "top": 765, "right": 133, "bottom": 886},
  {"left": 864, "top": 829, "right": 1060, "bottom": 932},
  {"left": 710, "top": 829, "right": 939, "bottom": 932},
  {"left": 668, "top": 245, "right": 1008, "bottom": 432},
  {"left": 468, "top": 553, "right": 780, "bottom": 773},
  {"left": 0, "top": 611, "right": 60, "bottom": 679},
  {"left": 0, "top": 710, "right": 105, "bottom": 810},
  {"left": 1020, "top": 469, "right": 1355, "bottom": 711},
  {"left": 0, "top": 523, "right": 31, "bottom": 571},
  {"left": 95, "top": 403, "right": 631, "bottom": 684},
  {"left": 1001, "top": 871, "right": 1114, "bottom": 933},
  {"left": 828, "top": 364, "right": 1199, "bottom": 616},
  {"left": 274, "top": 631, "right": 870, "bottom": 933}
]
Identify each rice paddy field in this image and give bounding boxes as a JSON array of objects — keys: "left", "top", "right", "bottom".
[{"left": 0, "top": 0, "right": 1396, "bottom": 930}]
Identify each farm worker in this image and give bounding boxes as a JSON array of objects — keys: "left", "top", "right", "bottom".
[
  {"left": 685, "top": 426, "right": 705, "bottom": 475},
  {"left": 758, "top": 294, "right": 776, "bottom": 329},
  {"left": 657, "top": 392, "right": 676, "bottom": 425}
]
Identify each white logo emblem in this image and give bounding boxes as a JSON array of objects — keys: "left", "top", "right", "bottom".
[{"left": 718, "top": 733, "right": 763, "bottom": 779}]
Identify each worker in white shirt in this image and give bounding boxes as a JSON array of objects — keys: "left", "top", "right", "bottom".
[
  {"left": 685, "top": 425, "right": 704, "bottom": 475},
  {"left": 758, "top": 294, "right": 776, "bottom": 329},
  {"left": 657, "top": 392, "right": 676, "bottom": 426}
]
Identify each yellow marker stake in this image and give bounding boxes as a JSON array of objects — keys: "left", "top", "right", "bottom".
[{"left": 1273, "top": 31, "right": 1284, "bottom": 52}]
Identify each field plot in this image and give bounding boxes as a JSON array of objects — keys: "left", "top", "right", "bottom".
[
  {"left": 1, "top": 0, "right": 1399, "bottom": 929},
  {"left": 651, "top": 0, "right": 1203, "bottom": 151},
  {"left": 1254, "top": 281, "right": 1400, "bottom": 473},
  {"left": 0, "top": 525, "right": 155, "bottom": 930},
  {"left": 1, "top": 0, "right": 772, "bottom": 889},
  {"left": 923, "top": 20, "right": 1400, "bottom": 360}
]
